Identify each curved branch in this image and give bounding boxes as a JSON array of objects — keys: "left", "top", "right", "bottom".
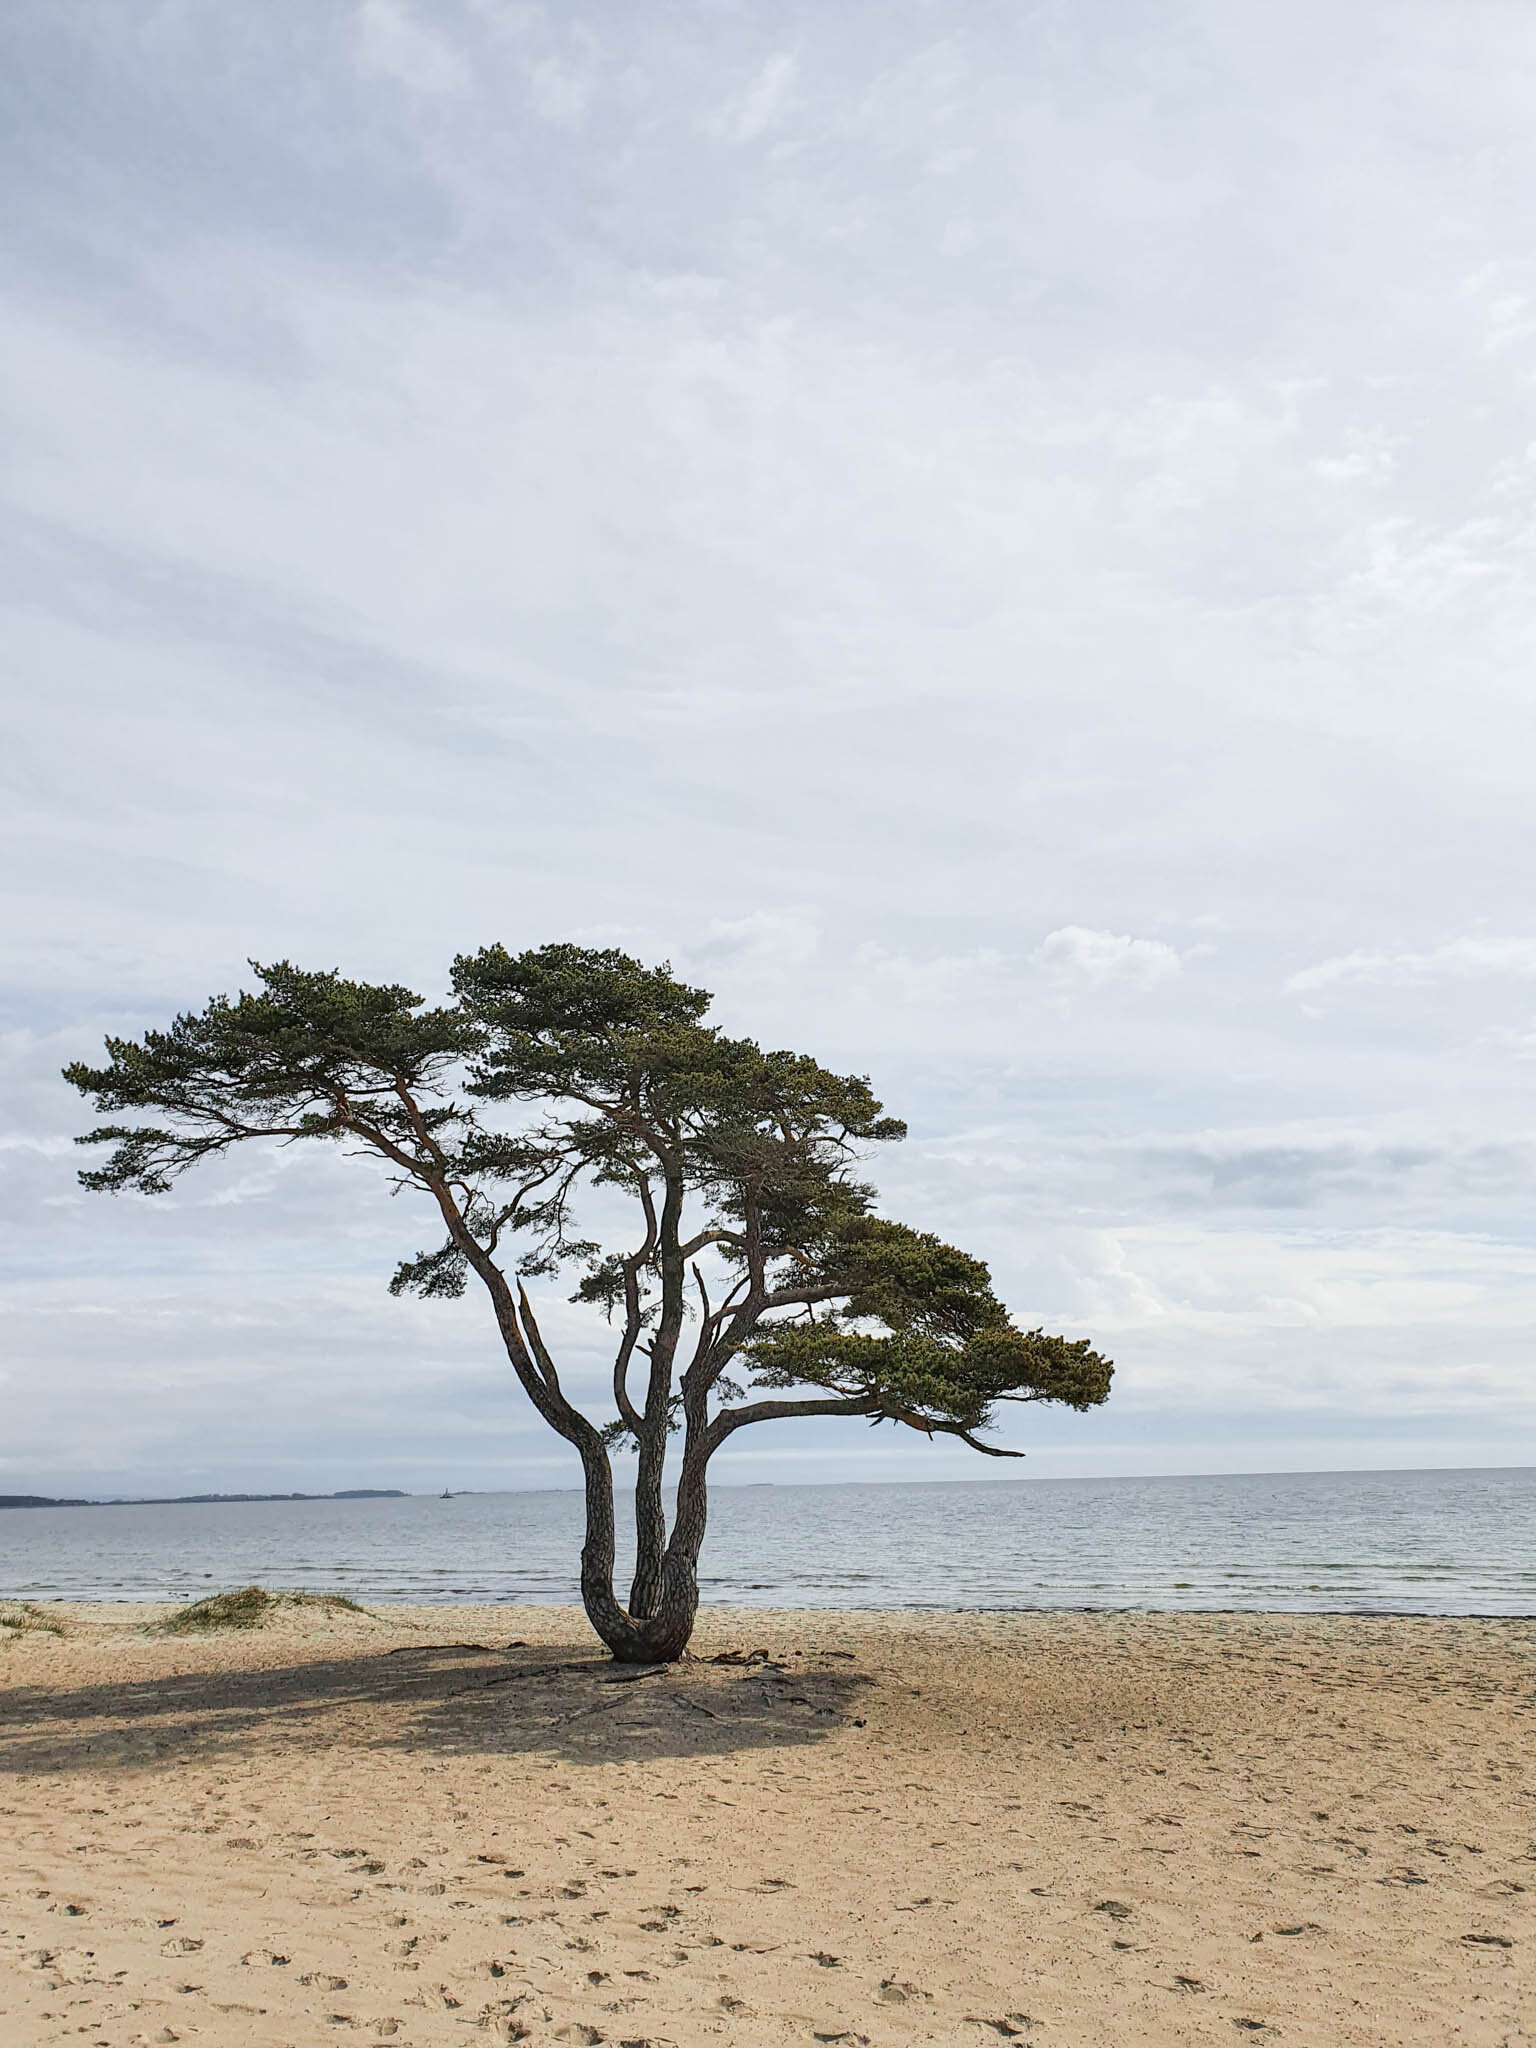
[
  {"left": 707, "top": 1392, "right": 879, "bottom": 1453},
  {"left": 947, "top": 1427, "right": 1025, "bottom": 1458},
  {"left": 678, "top": 1226, "right": 733, "bottom": 1260},
  {"left": 889, "top": 1412, "right": 1024, "bottom": 1458},
  {"left": 423, "top": 1175, "right": 599, "bottom": 1454},
  {"left": 515, "top": 1282, "right": 562, "bottom": 1394},
  {"left": 707, "top": 1393, "right": 1026, "bottom": 1462},
  {"left": 612, "top": 1257, "right": 646, "bottom": 1433},
  {"left": 869, "top": 1405, "right": 1026, "bottom": 1458}
]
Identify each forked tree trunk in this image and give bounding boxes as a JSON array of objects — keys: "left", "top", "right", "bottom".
[{"left": 575, "top": 1436, "right": 707, "bottom": 1663}]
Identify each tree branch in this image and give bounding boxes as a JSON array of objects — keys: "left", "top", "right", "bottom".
[
  {"left": 944, "top": 1426, "right": 1025, "bottom": 1457},
  {"left": 707, "top": 1392, "right": 878, "bottom": 1452},
  {"left": 759, "top": 1281, "right": 851, "bottom": 1312},
  {"left": 882, "top": 1411, "right": 1024, "bottom": 1457},
  {"left": 611, "top": 1249, "right": 647, "bottom": 1433},
  {"left": 678, "top": 1226, "right": 734, "bottom": 1260},
  {"left": 515, "top": 1282, "right": 562, "bottom": 1394}
]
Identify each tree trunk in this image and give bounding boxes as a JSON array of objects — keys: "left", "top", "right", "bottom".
[
  {"left": 627, "top": 1431, "right": 667, "bottom": 1618},
  {"left": 629, "top": 1160, "right": 686, "bottom": 1619},
  {"left": 576, "top": 1436, "right": 706, "bottom": 1664}
]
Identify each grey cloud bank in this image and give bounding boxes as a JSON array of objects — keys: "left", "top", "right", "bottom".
[{"left": 4, "top": 0, "right": 1536, "bottom": 1494}]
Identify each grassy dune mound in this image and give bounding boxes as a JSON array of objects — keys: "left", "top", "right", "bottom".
[
  {"left": 157, "top": 1586, "right": 370, "bottom": 1634},
  {"left": 0, "top": 1601, "right": 66, "bottom": 1641}
]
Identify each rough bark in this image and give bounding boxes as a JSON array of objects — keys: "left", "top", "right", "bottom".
[
  {"left": 574, "top": 1441, "right": 690, "bottom": 1662},
  {"left": 576, "top": 1383, "right": 716, "bottom": 1664},
  {"left": 627, "top": 1435, "right": 668, "bottom": 1619},
  {"left": 580, "top": 1438, "right": 701, "bottom": 1664}
]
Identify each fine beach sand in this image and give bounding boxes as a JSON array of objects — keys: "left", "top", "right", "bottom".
[{"left": 1, "top": 1604, "right": 1531, "bottom": 2047}]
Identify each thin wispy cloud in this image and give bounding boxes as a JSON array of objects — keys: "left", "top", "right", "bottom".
[{"left": 1288, "top": 935, "right": 1536, "bottom": 993}]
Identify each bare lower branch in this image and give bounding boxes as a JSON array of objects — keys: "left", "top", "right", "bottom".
[
  {"left": 708, "top": 1392, "right": 878, "bottom": 1452},
  {"left": 946, "top": 1427, "right": 1025, "bottom": 1457},
  {"left": 707, "top": 1392, "right": 1025, "bottom": 1461},
  {"left": 884, "top": 1411, "right": 1024, "bottom": 1457}
]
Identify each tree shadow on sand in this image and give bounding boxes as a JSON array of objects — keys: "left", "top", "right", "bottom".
[{"left": 0, "top": 1637, "right": 878, "bottom": 1778}]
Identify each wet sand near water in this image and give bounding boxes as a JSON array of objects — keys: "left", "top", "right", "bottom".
[{"left": 1, "top": 1603, "right": 1531, "bottom": 2046}]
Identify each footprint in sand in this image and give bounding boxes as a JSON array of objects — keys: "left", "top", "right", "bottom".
[{"left": 875, "top": 1980, "right": 932, "bottom": 2006}]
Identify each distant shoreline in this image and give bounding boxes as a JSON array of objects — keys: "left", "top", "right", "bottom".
[{"left": 0, "top": 1490, "right": 408, "bottom": 1510}]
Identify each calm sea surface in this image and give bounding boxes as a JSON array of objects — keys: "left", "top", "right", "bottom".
[{"left": 3, "top": 1467, "right": 1532, "bottom": 1615}]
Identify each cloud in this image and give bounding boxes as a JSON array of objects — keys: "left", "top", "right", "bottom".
[
  {"left": 6, "top": 0, "right": 1536, "bottom": 1486},
  {"left": 1032, "top": 926, "right": 1183, "bottom": 989},
  {"left": 1124, "top": 1131, "right": 1536, "bottom": 1212},
  {"left": 688, "top": 911, "right": 821, "bottom": 974},
  {"left": 707, "top": 52, "right": 798, "bottom": 143},
  {"left": 524, "top": 53, "right": 598, "bottom": 129},
  {"left": 355, "top": 0, "right": 469, "bottom": 95},
  {"left": 1288, "top": 934, "right": 1536, "bottom": 992}
]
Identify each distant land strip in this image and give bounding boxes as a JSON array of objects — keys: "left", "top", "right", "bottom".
[{"left": 0, "top": 1490, "right": 408, "bottom": 1509}]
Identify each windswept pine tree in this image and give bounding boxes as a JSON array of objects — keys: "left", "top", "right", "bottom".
[{"left": 66, "top": 946, "right": 1112, "bottom": 1661}]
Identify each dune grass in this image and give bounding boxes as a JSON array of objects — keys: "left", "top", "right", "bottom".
[
  {"left": 0, "top": 1601, "right": 67, "bottom": 1640},
  {"left": 156, "top": 1585, "right": 370, "bottom": 1634}
]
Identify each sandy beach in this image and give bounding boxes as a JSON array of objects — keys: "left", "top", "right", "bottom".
[{"left": 1, "top": 1602, "right": 1530, "bottom": 2047}]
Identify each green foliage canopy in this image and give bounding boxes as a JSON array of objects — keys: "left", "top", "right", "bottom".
[{"left": 64, "top": 945, "right": 1112, "bottom": 1459}]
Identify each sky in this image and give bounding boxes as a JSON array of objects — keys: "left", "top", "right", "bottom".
[{"left": 4, "top": 0, "right": 1536, "bottom": 1498}]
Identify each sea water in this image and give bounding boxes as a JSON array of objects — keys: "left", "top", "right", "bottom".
[{"left": 2, "top": 1467, "right": 1532, "bottom": 1614}]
